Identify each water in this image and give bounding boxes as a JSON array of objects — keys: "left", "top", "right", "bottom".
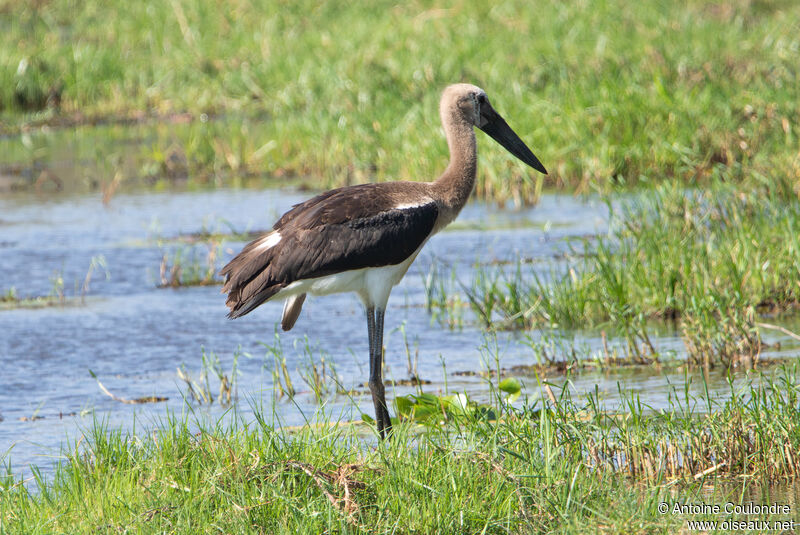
[{"left": 1, "top": 187, "right": 798, "bottom": 479}]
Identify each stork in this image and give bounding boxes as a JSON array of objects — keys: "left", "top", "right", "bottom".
[{"left": 221, "top": 83, "right": 547, "bottom": 439}]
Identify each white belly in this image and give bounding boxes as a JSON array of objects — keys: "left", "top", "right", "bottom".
[{"left": 272, "top": 243, "right": 425, "bottom": 309}]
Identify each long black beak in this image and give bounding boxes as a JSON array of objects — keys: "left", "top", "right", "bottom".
[{"left": 478, "top": 104, "right": 547, "bottom": 175}]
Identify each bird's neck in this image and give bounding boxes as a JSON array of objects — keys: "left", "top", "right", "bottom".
[{"left": 432, "top": 116, "right": 477, "bottom": 226}]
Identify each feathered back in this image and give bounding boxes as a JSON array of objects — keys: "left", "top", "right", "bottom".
[{"left": 220, "top": 182, "right": 439, "bottom": 319}]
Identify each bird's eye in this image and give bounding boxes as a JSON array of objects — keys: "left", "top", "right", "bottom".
[{"left": 477, "top": 94, "right": 486, "bottom": 105}]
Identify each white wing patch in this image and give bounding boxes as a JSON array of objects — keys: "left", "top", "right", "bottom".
[
  {"left": 393, "top": 201, "right": 428, "bottom": 210},
  {"left": 254, "top": 231, "right": 281, "bottom": 251}
]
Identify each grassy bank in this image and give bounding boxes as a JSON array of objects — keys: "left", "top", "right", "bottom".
[
  {"left": 3, "top": 366, "right": 799, "bottom": 533},
  {"left": 427, "top": 179, "right": 800, "bottom": 366},
  {"left": 3, "top": 0, "right": 799, "bottom": 199}
]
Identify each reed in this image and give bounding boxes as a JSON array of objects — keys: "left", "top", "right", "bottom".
[
  {"left": 426, "top": 180, "right": 800, "bottom": 368},
  {"left": 157, "top": 240, "right": 222, "bottom": 288},
  {"left": 177, "top": 346, "right": 242, "bottom": 406},
  {"left": 4, "top": 365, "right": 800, "bottom": 533}
]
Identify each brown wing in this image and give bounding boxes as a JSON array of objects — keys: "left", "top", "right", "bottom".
[{"left": 220, "top": 183, "right": 438, "bottom": 319}]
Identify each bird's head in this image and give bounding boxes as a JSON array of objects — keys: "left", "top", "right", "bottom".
[{"left": 441, "top": 83, "right": 547, "bottom": 175}]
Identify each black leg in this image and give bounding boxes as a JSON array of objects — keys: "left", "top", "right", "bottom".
[
  {"left": 365, "top": 306, "right": 381, "bottom": 435},
  {"left": 373, "top": 309, "right": 392, "bottom": 438},
  {"left": 366, "top": 306, "right": 392, "bottom": 439}
]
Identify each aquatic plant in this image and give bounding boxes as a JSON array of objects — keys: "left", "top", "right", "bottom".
[
  {"left": 4, "top": 364, "right": 800, "bottom": 532},
  {"left": 261, "top": 332, "right": 296, "bottom": 400},
  {"left": 390, "top": 321, "right": 426, "bottom": 387},
  {"left": 295, "top": 336, "right": 347, "bottom": 402},
  {"left": 421, "top": 262, "right": 464, "bottom": 329},
  {"left": 80, "top": 255, "right": 110, "bottom": 304},
  {"left": 158, "top": 240, "right": 222, "bottom": 288},
  {"left": 426, "top": 180, "right": 800, "bottom": 369},
  {"left": 177, "top": 346, "right": 242, "bottom": 406},
  {"left": 0, "top": 256, "right": 108, "bottom": 310}
]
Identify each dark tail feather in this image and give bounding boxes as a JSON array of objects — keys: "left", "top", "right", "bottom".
[
  {"left": 221, "top": 236, "right": 284, "bottom": 319},
  {"left": 226, "top": 284, "right": 284, "bottom": 319}
]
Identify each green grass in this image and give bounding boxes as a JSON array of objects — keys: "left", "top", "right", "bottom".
[
  {"left": 4, "top": 2, "right": 800, "bottom": 530},
  {"left": 2, "top": 0, "right": 799, "bottom": 200},
  {"left": 157, "top": 241, "right": 223, "bottom": 288},
  {"left": 426, "top": 178, "right": 800, "bottom": 367},
  {"left": 0, "top": 273, "right": 67, "bottom": 310},
  {"left": 0, "top": 286, "right": 64, "bottom": 310},
  {"left": 0, "top": 256, "right": 108, "bottom": 309},
  {"left": 3, "top": 365, "right": 800, "bottom": 533}
]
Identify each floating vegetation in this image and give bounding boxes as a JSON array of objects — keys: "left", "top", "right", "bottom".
[
  {"left": 0, "top": 256, "right": 108, "bottom": 310},
  {"left": 0, "top": 287, "right": 63, "bottom": 310},
  {"left": 391, "top": 378, "right": 520, "bottom": 425}
]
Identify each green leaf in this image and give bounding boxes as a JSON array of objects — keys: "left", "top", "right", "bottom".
[
  {"left": 441, "top": 393, "right": 469, "bottom": 412},
  {"left": 395, "top": 395, "right": 415, "bottom": 418},
  {"left": 411, "top": 403, "right": 440, "bottom": 422},
  {"left": 415, "top": 393, "right": 440, "bottom": 406},
  {"left": 498, "top": 377, "right": 521, "bottom": 395}
]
